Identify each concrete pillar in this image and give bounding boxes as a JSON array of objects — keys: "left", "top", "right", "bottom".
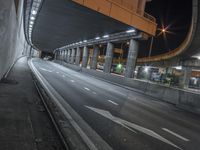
[
  {"left": 82, "top": 46, "right": 89, "bottom": 68},
  {"left": 62, "top": 51, "right": 64, "bottom": 61},
  {"left": 71, "top": 48, "right": 76, "bottom": 64},
  {"left": 64, "top": 50, "right": 67, "bottom": 62},
  {"left": 180, "top": 67, "right": 192, "bottom": 88},
  {"left": 90, "top": 45, "right": 99, "bottom": 70},
  {"left": 66, "top": 50, "right": 68, "bottom": 62},
  {"left": 67, "top": 49, "right": 71, "bottom": 63},
  {"left": 75, "top": 47, "right": 81, "bottom": 66},
  {"left": 104, "top": 42, "right": 114, "bottom": 73},
  {"left": 137, "top": 0, "right": 146, "bottom": 15},
  {"left": 58, "top": 51, "right": 61, "bottom": 60},
  {"left": 56, "top": 51, "right": 58, "bottom": 60},
  {"left": 60, "top": 51, "right": 62, "bottom": 60},
  {"left": 54, "top": 52, "right": 57, "bottom": 60},
  {"left": 60, "top": 51, "right": 62, "bottom": 61},
  {"left": 125, "top": 39, "right": 139, "bottom": 78}
]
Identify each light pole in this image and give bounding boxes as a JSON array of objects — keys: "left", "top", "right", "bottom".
[
  {"left": 148, "top": 36, "right": 154, "bottom": 57},
  {"left": 148, "top": 28, "right": 166, "bottom": 57}
]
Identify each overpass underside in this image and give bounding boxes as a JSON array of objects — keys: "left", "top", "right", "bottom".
[{"left": 30, "top": 0, "right": 156, "bottom": 52}]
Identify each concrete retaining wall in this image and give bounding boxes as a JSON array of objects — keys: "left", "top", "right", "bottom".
[
  {"left": 0, "top": 0, "right": 27, "bottom": 79},
  {"left": 54, "top": 60, "right": 200, "bottom": 114}
]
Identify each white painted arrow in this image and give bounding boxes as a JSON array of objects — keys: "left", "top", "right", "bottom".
[{"left": 85, "top": 106, "right": 182, "bottom": 150}]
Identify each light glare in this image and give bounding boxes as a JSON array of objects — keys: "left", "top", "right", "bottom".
[
  {"left": 30, "top": 16, "right": 35, "bottom": 20},
  {"left": 32, "top": 10, "right": 37, "bottom": 15},
  {"left": 103, "top": 35, "right": 109, "bottom": 38},
  {"left": 126, "top": 29, "right": 135, "bottom": 33}
]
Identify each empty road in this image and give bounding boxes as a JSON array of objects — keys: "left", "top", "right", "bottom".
[{"left": 31, "top": 58, "right": 200, "bottom": 150}]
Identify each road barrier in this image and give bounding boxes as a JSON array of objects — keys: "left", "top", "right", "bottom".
[{"left": 54, "top": 60, "right": 200, "bottom": 115}]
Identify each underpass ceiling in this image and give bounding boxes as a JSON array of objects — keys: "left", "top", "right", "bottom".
[{"left": 32, "top": 0, "right": 132, "bottom": 52}]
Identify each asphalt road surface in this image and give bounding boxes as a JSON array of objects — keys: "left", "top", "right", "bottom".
[{"left": 31, "top": 58, "right": 200, "bottom": 150}]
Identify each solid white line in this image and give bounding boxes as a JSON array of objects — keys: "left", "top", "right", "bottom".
[
  {"left": 84, "top": 87, "right": 90, "bottom": 91},
  {"left": 162, "top": 128, "right": 190, "bottom": 142},
  {"left": 108, "top": 100, "right": 119, "bottom": 106}
]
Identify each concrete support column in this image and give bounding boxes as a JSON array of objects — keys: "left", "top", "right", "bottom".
[
  {"left": 104, "top": 42, "right": 114, "bottom": 73},
  {"left": 66, "top": 50, "right": 68, "bottom": 62},
  {"left": 180, "top": 67, "right": 192, "bottom": 88},
  {"left": 90, "top": 45, "right": 99, "bottom": 70},
  {"left": 56, "top": 51, "right": 59, "bottom": 60},
  {"left": 137, "top": 0, "right": 146, "bottom": 15},
  {"left": 64, "top": 50, "right": 66, "bottom": 61},
  {"left": 60, "top": 51, "right": 62, "bottom": 60},
  {"left": 125, "top": 39, "right": 139, "bottom": 78},
  {"left": 59, "top": 51, "right": 61, "bottom": 60},
  {"left": 62, "top": 51, "right": 65, "bottom": 61},
  {"left": 60, "top": 51, "right": 63, "bottom": 60},
  {"left": 71, "top": 48, "right": 76, "bottom": 64},
  {"left": 54, "top": 52, "right": 57, "bottom": 60},
  {"left": 75, "top": 47, "right": 81, "bottom": 66},
  {"left": 67, "top": 49, "right": 71, "bottom": 63},
  {"left": 82, "top": 46, "right": 89, "bottom": 68},
  {"left": 60, "top": 51, "right": 63, "bottom": 61}
]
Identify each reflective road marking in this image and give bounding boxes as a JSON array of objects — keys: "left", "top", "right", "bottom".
[
  {"left": 92, "top": 92, "right": 97, "bottom": 95},
  {"left": 162, "top": 128, "right": 190, "bottom": 142},
  {"left": 108, "top": 100, "right": 119, "bottom": 106},
  {"left": 84, "top": 87, "right": 90, "bottom": 91},
  {"left": 85, "top": 106, "right": 182, "bottom": 150}
]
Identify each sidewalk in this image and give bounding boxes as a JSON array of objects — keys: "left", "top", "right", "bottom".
[{"left": 0, "top": 57, "right": 64, "bottom": 150}]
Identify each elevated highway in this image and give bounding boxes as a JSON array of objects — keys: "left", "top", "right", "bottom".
[{"left": 137, "top": 0, "right": 200, "bottom": 65}]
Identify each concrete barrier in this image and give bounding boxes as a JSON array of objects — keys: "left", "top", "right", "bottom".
[
  {"left": 161, "top": 87, "right": 179, "bottom": 104},
  {"left": 54, "top": 61, "right": 200, "bottom": 115}
]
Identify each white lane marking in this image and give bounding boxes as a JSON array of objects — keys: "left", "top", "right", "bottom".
[
  {"left": 85, "top": 106, "right": 182, "bottom": 150},
  {"left": 56, "top": 71, "right": 59, "bottom": 74},
  {"left": 92, "top": 92, "right": 97, "bottom": 95},
  {"left": 70, "top": 80, "right": 75, "bottom": 83},
  {"left": 162, "top": 128, "right": 190, "bottom": 142},
  {"left": 39, "top": 67, "right": 52, "bottom": 72},
  {"left": 84, "top": 87, "right": 90, "bottom": 91},
  {"left": 108, "top": 100, "right": 119, "bottom": 106},
  {"left": 62, "top": 75, "right": 65, "bottom": 77}
]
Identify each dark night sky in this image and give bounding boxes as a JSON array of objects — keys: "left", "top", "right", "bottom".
[{"left": 138, "top": 0, "right": 192, "bottom": 58}]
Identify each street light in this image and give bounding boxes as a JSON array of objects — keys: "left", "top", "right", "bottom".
[
  {"left": 126, "top": 29, "right": 135, "bottom": 33},
  {"left": 148, "top": 28, "right": 166, "bottom": 57},
  {"left": 103, "top": 35, "right": 109, "bottom": 38}
]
